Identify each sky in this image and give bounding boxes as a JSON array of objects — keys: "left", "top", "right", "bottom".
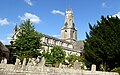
[{"left": 0, "top": 0, "right": 120, "bottom": 45}]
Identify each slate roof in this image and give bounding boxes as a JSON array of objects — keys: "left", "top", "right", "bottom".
[
  {"left": 73, "top": 40, "right": 84, "bottom": 51},
  {"left": 0, "top": 41, "right": 9, "bottom": 52},
  {"left": 43, "top": 34, "right": 84, "bottom": 53},
  {"left": 42, "top": 34, "right": 72, "bottom": 44}
]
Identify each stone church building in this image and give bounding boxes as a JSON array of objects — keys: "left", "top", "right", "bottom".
[
  {"left": 0, "top": 41, "right": 10, "bottom": 62},
  {"left": 12, "top": 8, "right": 84, "bottom": 56}
]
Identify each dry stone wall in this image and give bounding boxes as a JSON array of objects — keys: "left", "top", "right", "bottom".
[{"left": 0, "top": 64, "right": 119, "bottom": 75}]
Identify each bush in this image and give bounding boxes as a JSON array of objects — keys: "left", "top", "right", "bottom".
[{"left": 111, "top": 67, "right": 120, "bottom": 74}]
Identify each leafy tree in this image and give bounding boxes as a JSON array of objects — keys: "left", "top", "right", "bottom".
[
  {"left": 13, "top": 20, "right": 43, "bottom": 61},
  {"left": 42, "top": 46, "right": 66, "bottom": 67},
  {"left": 84, "top": 16, "right": 120, "bottom": 71},
  {"left": 66, "top": 54, "right": 84, "bottom": 67}
]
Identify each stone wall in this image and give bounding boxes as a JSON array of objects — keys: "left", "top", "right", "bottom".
[{"left": 0, "top": 64, "right": 119, "bottom": 75}]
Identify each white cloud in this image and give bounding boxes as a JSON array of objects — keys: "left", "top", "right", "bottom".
[
  {"left": 24, "top": 0, "right": 33, "bottom": 6},
  {"left": 102, "top": 2, "right": 107, "bottom": 8},
  {"left": 0, "top": 18, "right": 9, "bottom": 26},
  {"left": 113, "top": 12, "right": 120, "bottom": 18},
  {"left": 51, "top": 10, "right": 65, "bottom": 16},
  {"left": 18, "top": 12, "right": 41, "bottom": 24}
]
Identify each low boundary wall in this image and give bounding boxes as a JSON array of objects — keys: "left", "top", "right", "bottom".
[{"left": 0, "top": 64, "right": 119, "bottom": 75}]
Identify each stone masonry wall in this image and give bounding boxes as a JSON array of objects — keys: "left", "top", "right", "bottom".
[{"left": 0, "top": 64, "right": 119, "bottom": 75}]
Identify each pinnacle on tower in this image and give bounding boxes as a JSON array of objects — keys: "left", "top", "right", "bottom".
[
  {"left": 14, "top": 24, "right": 18, "bottom": 33},
  {"left": 61, "top": 8, "right": 77, "bottom": 43}
]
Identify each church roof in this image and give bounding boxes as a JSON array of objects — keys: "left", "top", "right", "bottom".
[
  {"left": 42, "top": 34, "right": 72, "bottom": 44},
  {"left": 73, "top": 40, "right": 84, "bottom": 51},
  {"left": 0, "top": 41, "right": 9, "bottom": 52},
  {"left": 42, "top": 34, "right": 84, "bottom": 53}
]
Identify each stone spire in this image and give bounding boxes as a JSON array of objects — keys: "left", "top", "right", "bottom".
[{"left": 61, "top": 8, "right": 77, "bottom": 43}]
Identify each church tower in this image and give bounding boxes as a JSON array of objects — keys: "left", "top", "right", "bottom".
[{"left": 61, "top": 8, "right": 77, "bottom": 42}]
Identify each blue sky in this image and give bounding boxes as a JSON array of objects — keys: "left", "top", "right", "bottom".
[{"left": 0, "top": 0, "right": 120, "bottom": 45}]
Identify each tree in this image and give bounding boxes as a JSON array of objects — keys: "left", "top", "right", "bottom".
[
  {"left": 42, "top": 46, "right": 66, "bottom": 67},
  {"left": 66, "top": 54, "right": 84, "bottom": 67},
  {"left": 84, "top": 16, "right": 120, "bottom": 71},
  {"left": 13, "top": 20, "right": 43, "bottom": 61}
]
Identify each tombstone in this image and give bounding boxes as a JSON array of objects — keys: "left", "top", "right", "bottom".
[
  {"left": 26, "top": 58, "right": 33, "bottom": 71},
  {"left": 22, "top": 58, "right": 27, "bottom": 70},
  {"left": 27, "top": 58, "right": 36, "bottom": 66},
  {"left": 38, "top": 57, "right": 45, "bottom": 67},
  {"left": 1, "top": 59, "right": 4, "bottom": 64},
  {"left": 27, "top": 58, "right": 32, "bottom": 66},
  {"left": 4, "top": 58, "right": 7, "bottom": 64},
  {"left": 31, "top": 58, "right": 36, "bottom": 66},
  {"left": 1, "top": 58, "right": 7, "bottom": 64},
  {"left": 91, "top": 64, "right": 96, "bottom": 73},
  {"left": 84, "top": 65, "right": 87, "bottom": 70},
  {"left": 22, "top": 58, "right": 26, "bottom": 66},
  {"left": 73, "top": 60, "right": 79, "bottom": 69},
  {"left": 35, "top": 56, "right": 40, "bottom": 65},
  {"left": 15, "top": 58, "right": 21, "bottom": 65},
  {"left": 59, "top": 63, "right": 62, "bottom": 68}
]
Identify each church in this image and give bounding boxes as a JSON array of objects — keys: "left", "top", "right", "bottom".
[{"left": 12, "top": 8, "right": 84, "bottom": 56}]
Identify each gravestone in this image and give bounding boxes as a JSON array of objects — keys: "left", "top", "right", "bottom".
[
  {"left": 15, "top": 58, "right": 21, "bottom": 65},
  {"left": 1, "top": 59, "right": 4, "bottom": 64},
  {"left": 91, "top": 64, "right": 96, "bottom": 73},
  {"left": 22, "top": 58, "right": 26, "bottom": 66},
  {"left": 38, "top": 57, "right": 45, "bottom": 72},
  {"left": 31, "top": 58, "right": 36, "bottom": 66},
  {"left": 4, "top": 58, "right": 7, "bottom": 64},
  {"left": 22, "top": 58, "right": 27, "bottom": 70},
  {"left": 84, "top": 65, "right": 87, "bottom": 70},
  {"left": 1, "top": 58, "right": 7, "bottom": 64},
  {"left": 73, "top": 60, "right": 79, "bottom": 69},
  {"left": 35, "top": 56, "right": 40, "bottom": 65},
  {"left": 27, "top": 58, "right": 32, "bottom": 66},
  {"left": 59, "top": 63, "right": 62, "bottom": 68},
  {"left": 38, "top": 57, "right": 45, "bottom": 67}
]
